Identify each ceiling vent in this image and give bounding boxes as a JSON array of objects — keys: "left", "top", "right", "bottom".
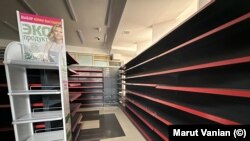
[{"left": 76, "top": 29, "right": 84, "bottom": 44}]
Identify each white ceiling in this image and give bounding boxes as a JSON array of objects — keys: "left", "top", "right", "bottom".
[
  {"left": 0, "top": 0, "right": 125, "bottom": 49},
  {"left": 113, "top": 0, "right": 195, "bottom": 48},
  {"left": 0, "top": 0, "right": 197, "bottom": 56}
]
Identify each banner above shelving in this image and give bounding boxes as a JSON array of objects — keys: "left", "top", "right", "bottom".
[{"left": 17, "top": 11, "right": 64, "bottom": 64}]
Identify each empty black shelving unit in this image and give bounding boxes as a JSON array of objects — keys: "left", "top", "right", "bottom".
[{"left": 120, "top": 0, "right": 250, "bottom": 140}]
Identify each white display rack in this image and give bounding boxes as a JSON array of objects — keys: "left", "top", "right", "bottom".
[
  {"left": 4, "top": 42, "right": 69, "bottom": 141},
  {"left": 9, "top": 90, "right": 61, "bottom": 95},
  {"left": 13, "top": 110, "right": 62, "bottom": 124},
  {"left": 5, "top": 60, "right": 59, "bottom": 69},
  {"left": 26, "top": 130, "right": 64, "bottom": 141}
]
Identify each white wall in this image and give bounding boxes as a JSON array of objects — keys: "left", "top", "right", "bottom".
[
  {"left": 136, "top": 39, "right": 152, "bottom": 55},
  {"left": 112, "top": 45, "right": 137, "bottom": 52},
  {"left": 66, "top": 45, "right": 108, "bottom": 55},
  {"left": 151, "top": 0, "right": 211, "bottom": 46},
  {"left": 120, "top": 0, "right": 200, "bottom": 65},
  {"left": 118, "top": 0, "right": 199, "bottom": 65},
  {"left": 152, "top": 0, "right": 199, "bottom": 45},
  {"left": 198, "top": 0, "right": 211, "bottom": 9},
  {"left": 120, "top": 54, "right": 133, "bottom": 64},
  {"left": 152, "top": 19, "right": 177, "bottom": 44},
  {"left": 122, "top": 0, "right": 199, "bottom": 65},
  {"left": 110, "top": 45, "right": 135, "bottom": 65}
]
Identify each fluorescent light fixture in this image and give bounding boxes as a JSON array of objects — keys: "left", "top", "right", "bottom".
[
  {"left": 97, "top": 27, "right": 102, "bottom": 33},
  {"left": 23, "top": 0, "right": 38, "bottom": 15},
  {"left": 76, "top": 29, "right": 84, "bottom": 44},
  {"left": 65, "top": 0, "right": 77, "bottom": 21},
  {"left": 105, "top": 0, "right": 112, "bottom": 27},
  {"left": 1, "top": 20, "right": 18, "bottom": 32},
  {"left": 104, "top": 34, "right": 107, "bottom": 43}
]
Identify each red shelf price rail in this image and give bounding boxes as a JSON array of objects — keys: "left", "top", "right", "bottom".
[
  {"left": 126, "top": 90, "right": 240, "bottom": 125},
  {"left": 72, "top": 124, "right": 81, "bottom": 141},
  {"left": 126, "top": 83, "right": 156, "bottom": 87},
  {"left": 68, "top": 68, "right": 79, "bottom": 75},
  {"left": 70, "top": 75, "right": 103, "bottom": 78},
  {"left": 68, "top": 81, "right": 103, "bottom": 83},
  {"left": 0, "top": 127, "right": 14, "bottom": 132},
  {"left": 32, "top": 103, "right": 44, "bottom": 107},
  {"left": 0, "top": 104, "right": 10, "bottom": 108},
  {"left": 123, "top": 109, "right": 153, "bottom": 141},
  {"left": 69, "top": 94, "right": 81, "bottom": 102},
  {"left": 74, "top": 69, "right": 102, "bottom": 73},
  {"left": 156, "top": 85, "right": 250, "bottom": 98},
  {"left": 70, "top": 103, "right": 81, "bottom": 116},
  {"left": 126, "top": 56, "right": 250, "bottom": 79},
  {"left": 125, "top": 13, "right": 250, "bottom": 72},
  {"left": 69, "top": 92, "right": 103, "bottom": 94},
  {"left": 126, "top": 104, "right": 169, "bottom": 141},
  {"left": 124, "top": 83, "right": 250, "bottom": 98},
  {"left": 69, "top": 86, "right": 103, "bottom": 89},
  {"left": 71, "top": 113, "right": 83, "bottom": 132},
  {"left": 126, "top": 98, "right": 172, "bottom": 126}
]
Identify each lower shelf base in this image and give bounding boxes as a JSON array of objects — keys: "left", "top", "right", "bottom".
[{"left": 26, "top": 130, "right": 64, "bottom": 141}]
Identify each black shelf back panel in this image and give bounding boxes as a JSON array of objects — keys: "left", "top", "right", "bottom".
[
  {"left": 125, "top": 0, "right": 250, "bottom": 70},
  {"left": 122, "top": 1, "right": 250, "bottom": 140}
]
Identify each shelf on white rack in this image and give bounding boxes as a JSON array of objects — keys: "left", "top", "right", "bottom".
[
  {"left": 13, "top": 110, "right": 62, "bottom": 124},
  {"left": 5, "top": 60, "right": 59, "bottom": 69},
  {"left": 9, "top": 90, "right": 60, "bottom": 95},
  {"left": 26, "top": 130, "right": 64, "bottom": 141}
]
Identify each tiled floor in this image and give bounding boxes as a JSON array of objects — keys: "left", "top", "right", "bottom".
[{"left": 78, "top": 106, "right": 146, "bottom": 141}]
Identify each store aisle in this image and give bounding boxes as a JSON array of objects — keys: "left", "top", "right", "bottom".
[{"left": 78, "top": 106, "right": 145, "bottom": 141}]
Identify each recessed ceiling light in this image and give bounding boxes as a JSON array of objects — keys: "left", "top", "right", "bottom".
[
  {"left": 94, "top": 27, "right": 101, "bottom": 33},
  {"left": 95, "top": 37, "right": 101, "bottom": 41},
  {"left": 123, "top": 30, "right": 130, "bottom": 34}
]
